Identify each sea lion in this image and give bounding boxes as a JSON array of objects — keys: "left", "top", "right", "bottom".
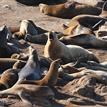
[
  {"left": 0, "top": 58, "right": 25, "bottom": 73},
  {"left": 59, "top": 34, "right": 107, "bottom": 49},
  {"left": 0, "top": 84, "right": 54, "bottom": 106},
  {"left": 0, "top": 25, "right": 20, "bottom": 57},
  {"left": 13, "top": 20, "right": 38, "bottom": 39},
  {"left": 64, "top": 15, "right": 107, "bottom": 35},
  {"left": 44, "top": 31, "right": 99, "bottom": 64},
  {"left": 0, "top": 69, "right": 19, "bottom": 90},
  {"left": 16, "top": 46, "right": 42, "bottom": 84},
  {"left": 24, "top": 32, "right": 63, "bottom": 44},
  {"left": 62, "top": 24, "right": 94, "bottom": 36},
  {"left": 24, "top": 33, "right": 48, "bottom": 44},
  {"left": 12, "top": 60, "right": 26, "bottom": 69},
  {"left": 11, "top": 53, "right": 28, "bottom": 61},
  {"left": 19, "top": 59, "right": 61, "bottom": 86},
  {"left": 39, "top": 1, "right": 101, "bottom": 19},
  {"left": 13, "top": 20, "right": 47, "bottom": 39}
]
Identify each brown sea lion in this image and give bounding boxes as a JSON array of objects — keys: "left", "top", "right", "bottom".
[
  {"left": 44, "top": 31, "right": 99, "bottom": 64},
  {"left": 62, "top": 24, "right": 94, "bottom": 36},
  {"left": 0, "top": 69, "right": 19, "bottom": 90},
  {"left": 19, "top": 59, "right": 61, "bottom": 86},
  {"left": 13, "top": 20, "right": 47, "bottom": 39},
  {"left": 39, "top": 1, "right": 101, "bottom": 19},
  {"left": 0, "top": 25, "right": 20, "bottom": 57},
  {"left": 59, "top": 33, "right": 107, "bottom": 49},
  {"left": 64, "top": 15, "right": 107, "bottom": 35}
]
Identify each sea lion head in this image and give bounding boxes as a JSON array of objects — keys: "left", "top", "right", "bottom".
[
  {"left": 0, "top": 25, "right": 8, "bottom": 44},
  {"left": 51, "top": 59, "right": 61, "bottom": 70},
  {"left": 29, "top": 46, "right": 39, "bottom": 62},
  {"left": 39, "top": 3, "right": 48, "bottom": 15},
  {"left": 48, "top": 31, "right": 58, "bottom": 41}
]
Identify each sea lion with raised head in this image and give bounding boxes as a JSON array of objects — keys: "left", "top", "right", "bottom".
[
  {"left": 19, "top": 59, "right": 61, "bottom": 86},
  {"left": 39, "top": 1, "right": 101, "bottom": 19},
  {"left": 44, "top": 31, "right": 99, "bottom": 64},
  {"left": 64, "top": 15, "right": 107, "bottom": 35},
  {"left": 0, "top": 69, "right": 19, "bottom": 90},
  {"left": 16, "top": 46, "right": 42, "bottom": 84}
]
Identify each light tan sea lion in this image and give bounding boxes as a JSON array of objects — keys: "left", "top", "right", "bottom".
[
  {"left": 19, "top": 59, "right": 61, "bottom": 86},
  {"left": 59, "top": 34, "right": 107, "bottom": 49},
  {"left": 13, "top": 20, "right": 47, "bottom": 39},
  {"left": 39, "top": 1, "right": 101, "bottom": 19},
  {"left": 0, "top": 69, "right": 19, "bottom": 90},
  {"left": 13, "top": 20, "right": 38, "bottom": 39},
  {"left": 64, "top": 15, "right": 107, "bottom": 35},
  {"left": 44, "top": 31, "right": 99, "bottom": 64}
]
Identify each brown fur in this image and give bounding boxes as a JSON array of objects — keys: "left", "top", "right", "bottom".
[
  {"left": 12, "top": 60, "right": 26, "bottom": 69},
  {"left": 20, "top": 59, "right": 61, "bottom": 86},
  {"left": 0, "top": 69, "right": 19, "bottom": 90},
  {"left": 39, "top": 1, "right": 101, "bottom": 19},
  {"left": 13, "top": 20, "right": 38, "bottom": 39},
  {"left": 64, "top": 15, "right": 107, "bottom": 35}
]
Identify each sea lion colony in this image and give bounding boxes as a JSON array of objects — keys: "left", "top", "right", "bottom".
[{"left": 1, "top": 0, "right": 107, "bottom": 107}]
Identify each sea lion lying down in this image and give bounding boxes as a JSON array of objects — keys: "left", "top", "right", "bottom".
[
  {"left": 39, "top": 1, "right": 101, "bottom": 19},
  {"left": 13, "top": 20, "right": 47, "bottom": 39},
  {"left": 44, "top": 31, "right": 99, "bottom": 64},
  {"left": 63, "top": 15, "right": 107, "bottom": 35},
  {"left": 59, "top": 33, "right": 107, "bottom": 49}
]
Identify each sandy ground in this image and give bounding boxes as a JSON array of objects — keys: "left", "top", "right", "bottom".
[{"left": 0, "top": 0, "right": 107, "bottom": 107}]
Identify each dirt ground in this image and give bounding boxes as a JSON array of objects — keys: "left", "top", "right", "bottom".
[{"left": 0, "top": 0, "right": 107, "bottom": 107}]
